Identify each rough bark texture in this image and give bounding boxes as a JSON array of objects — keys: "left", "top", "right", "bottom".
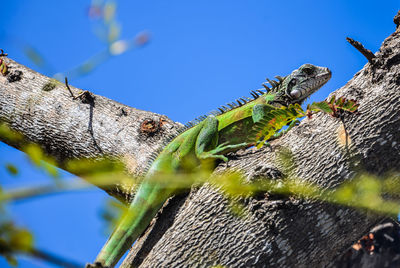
[
  {"left": 331, "top": 220, "right": 400, "bottom": 268},
  {"left": 0, "top": 14, "right": 399, "bottom": 268},
  {"left": 121, "top": 19, "right": 400, "bottom": 267},
  {"left": 0, "top": 61, "right": 182, "bottom": 202}
]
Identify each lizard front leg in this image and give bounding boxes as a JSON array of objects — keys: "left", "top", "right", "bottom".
[
  {"left": 252, "top": 103, "right": 276, "bottom": 123},
  {"left": 251, "top": 103, "right": 274, "bottom": 147},
  {"left": 195, "top": 116, "right": 247, "bottom": 162}
]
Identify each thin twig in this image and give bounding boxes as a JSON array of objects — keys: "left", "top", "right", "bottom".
[
  {"left": 346, "top": 37, "right": 376, "bottom": 64},
  {"left": 64, "top": 77, "right": 75, "bottom": 98},
  {"left": 0, "top": 180, "right": 92, "bottom": 202},
  {"left": 0, "top": 49, "right": 8, "bottom": 57},
  {"left": 28, "top": 248, "right": 84, "bottom": 268},
  {"left": 394, "top": 10, "right": 400, "bottom": 29},
  {"left": 0, "top": 172, "right": 133, "bottom": 202}
]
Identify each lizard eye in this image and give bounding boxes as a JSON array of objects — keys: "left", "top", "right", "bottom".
[
  {"left": 286, "top": 79, "right": 297, "bottom": 98},
  {"left": 302, "top": 66, "right": 314, "bottom": 76},
  {"left": 290, "top": 89, "right": 301, "bottom": 98}
]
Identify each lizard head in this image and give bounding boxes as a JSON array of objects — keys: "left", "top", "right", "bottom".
[{"left": 274, "top": 64, "right": 332, "bottom": 105}]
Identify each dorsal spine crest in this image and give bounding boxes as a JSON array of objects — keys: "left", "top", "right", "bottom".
[{"left": 182, "top": 76, "right": 284, "bottom": 129}]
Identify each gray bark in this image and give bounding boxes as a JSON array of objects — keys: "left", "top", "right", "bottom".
[
  {"left": 122, "top": 18, "right": 400, "bottom": 267},
  {"left": 0, "top": 62, "right": 182, "bottom": 202},
  {"left": 1, "top": 14, "right": 399, "bottom": 268},
  {"left": 331, "top": 220, "right": 400, "bottom": 268}
]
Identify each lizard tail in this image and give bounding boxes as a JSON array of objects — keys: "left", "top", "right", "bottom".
[{"left": 94, "top": 181, "right": 171, "bottom": 267}]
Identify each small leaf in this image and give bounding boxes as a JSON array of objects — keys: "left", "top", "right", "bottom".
[
  {"left": 340, "top": 99, "right": 359, "bottom": 112},
  {"left": 336, "top": 97, "right": 346, "bottom": 107},
  {"left": 42, "top": 79, "right": 59, "bottom": 92},
  {"left": 329, "top": 95, "right": 336, "bottom": 104},
  {"left": 5, "top": 164, "right": 18, "bottom": 176},
  {"left": 308, "top": 101, "right": 333, "bottom": 114},
  {"left": 0, "top": 59, "right": 8, "bottom": 76}
]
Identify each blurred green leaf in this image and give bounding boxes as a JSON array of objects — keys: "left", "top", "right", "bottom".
[
  {"left": 10, "top": 229, "right": 33, "bottom": 252},
  {"left": 23, "top": 46, "right": 45, "bottom": 68},
  {"left": 0, "top": 124, "right": 23, "bottom": 143},
  {"left": 276, "top": 147, "right": 296, "bottom": 175},
  {"left": 41, "top": 161, "right": 59, "bottom": 180},
  {"left": 101, "top": 200, "right": 127, "bottom": 230},
  {"left": 24, "top": 144, "right": 44, "bottom": 167},
  {"left": 228, "top": 201, "right": 247, "bottom": 218},
  {"left": 66, "top": 157, "right": 135, "bottom": 188},
  {"left": 5, "top": 164, "right": 18, "bottom": 176},
  {"left": 67, "top": 158, "right": 125, "bottom": 176},
  {"left": 80, "top": 61, "right": 96, "bottom": 74},
  {"left": 103, "top": 1, "right": 116, "bottom": 23},
  {"left": 0, "top": 222, "right": 33, "bottom": 264},
  {"left": 22, "top": 144, "right": 60, "bottom": 179},
  {"left": 108, "top": 22, "right": 121, "bottom": 43},
  {"left": 5, "top": 255, "right": 17, "bottom": 267},
  {"left": 333, "top": 183, "right": 354, "bottom": 203}
]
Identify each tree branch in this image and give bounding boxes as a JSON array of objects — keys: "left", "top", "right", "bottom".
[
  {"left": 122, "top": 19, "right": 400, "bottom": 267},
  {"left": 0, "top": 58, "right": 182, "bottom": 202},
  {"left": 1, "top": 15, "right": 400, "bottom": 268},
  {"left": 346, "top": 37, "right": 376, "bottom": 64}
]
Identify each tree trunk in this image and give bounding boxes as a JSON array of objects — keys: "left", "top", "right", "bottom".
[
  {"left": 1, "top": 13, "right": 400, "bottom": 268},
  {"left": 331, "top": 220, "right": 400, "bottom": 268},
  {"left": 122, "top": 15, "right": 400, "bottom": 268}
]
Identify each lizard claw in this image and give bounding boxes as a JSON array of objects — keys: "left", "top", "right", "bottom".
[
  {"left": 218, "top": 155, "right": 229, "bottom": 162},
  {"left": 216, "top": 141, "right": 230, "bottom": 149}
]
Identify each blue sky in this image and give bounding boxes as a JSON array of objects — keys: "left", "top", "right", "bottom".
[{"left": 0, "top": 1, "right": 399, "bottom": 267}]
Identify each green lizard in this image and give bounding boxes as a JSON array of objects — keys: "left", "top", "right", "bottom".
[{"left": 88, "top": 64, "right": 332, "bottom": 267}]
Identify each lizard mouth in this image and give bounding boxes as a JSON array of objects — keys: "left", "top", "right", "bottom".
[
  {"left": 316, "top": 67, "right": 332, "bottom": 81},
  {"left": 312, "top": 67, "right": 332, "bottom": 88},
  {"left": 311, "top": 68, "right": 332, "bottom": 92}
]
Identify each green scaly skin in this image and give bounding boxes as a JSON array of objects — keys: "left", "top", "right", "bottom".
[{"left": 88, "top": 64, "right": 332, "bottom": 267}]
